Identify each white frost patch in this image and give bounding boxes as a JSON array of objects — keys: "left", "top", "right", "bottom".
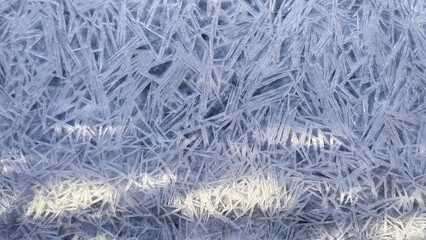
[
  {"left": 26, "top": 179, "right": 118, "bottom": 219},
  {"left": 54, "top": 123, "right": 127, "bottom": 137},
  {"left": 125, "top": 172, "right": 176, "bottom": 192},
  {"left": 0, "top": 153, "right": 27, "bottom": 175},
  {"left": 86, "top": 234, "right": 110, "bottom": 240},
  {"left": 377, "top": 215, "right": 426, "bottom": 240},
  {"left": 172, "top": 174, "right": 306, "bottom": 219},
  {"left": 262, "top": 126, "right": 342, "bottom": 149}
]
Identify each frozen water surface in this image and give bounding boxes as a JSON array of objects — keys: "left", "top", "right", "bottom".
[{"left": 0, "top": 0, "right": 425, "bottom": 239}]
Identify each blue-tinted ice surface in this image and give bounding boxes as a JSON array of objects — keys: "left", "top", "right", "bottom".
[{"left": 0, "top": 0, "right": 425, "bottom": 239}]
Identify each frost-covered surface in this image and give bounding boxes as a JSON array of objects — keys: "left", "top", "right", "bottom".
[{"left": 0, "top": 0, "right": 425, "bottom": 239}]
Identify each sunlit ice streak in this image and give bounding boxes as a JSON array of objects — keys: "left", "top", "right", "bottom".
[
  {"left": 171, "top": 173, "right": 307, "bottom": 220},
  {"left": 26, "top": 179, "right": 118, "bottom": 220}
]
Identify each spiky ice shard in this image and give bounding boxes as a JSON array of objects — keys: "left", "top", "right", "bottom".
[{"left": 0, "top": 0, "right": 425, "bottom": 239}]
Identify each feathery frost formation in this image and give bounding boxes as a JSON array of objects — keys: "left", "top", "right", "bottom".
[{"left": 0, "top": 0, "right": 425, "bottom": 239}]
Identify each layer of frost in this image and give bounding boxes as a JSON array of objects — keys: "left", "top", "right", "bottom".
[{"left": 0, "top": 0, "right": 425, "bottom": 239}]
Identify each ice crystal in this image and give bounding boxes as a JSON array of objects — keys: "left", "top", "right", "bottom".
[{"left": 0, "top": 0, "right": 425, "bottom": 239}]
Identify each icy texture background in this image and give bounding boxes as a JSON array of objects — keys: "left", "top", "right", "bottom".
[{"left": 0, "top": 0, "right": 425, "bottom": 239}]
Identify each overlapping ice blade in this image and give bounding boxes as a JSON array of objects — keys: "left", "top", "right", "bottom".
[{"left": 0, "top": 0, "right": 425, "bottom": 239}]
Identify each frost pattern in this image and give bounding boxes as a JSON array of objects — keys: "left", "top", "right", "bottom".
[{"left": 0, "top": 0, "right": 425, "bottom": 239}]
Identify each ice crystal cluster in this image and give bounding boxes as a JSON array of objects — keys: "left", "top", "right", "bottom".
[{"left": 0, "top": 0, "right": 425, "bottom": 239}]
